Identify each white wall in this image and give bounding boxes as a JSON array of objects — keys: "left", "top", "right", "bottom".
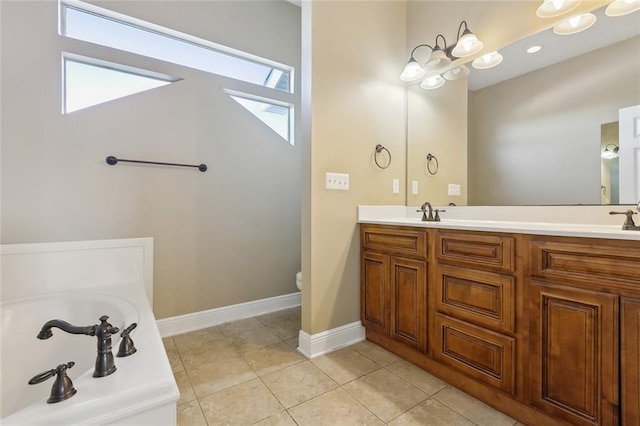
[
  {"left": 1, "top": 0, "right": 301, "bottom": 319},
  {"left": 468, "top": 36, "right": 640, "bottom": 205}
]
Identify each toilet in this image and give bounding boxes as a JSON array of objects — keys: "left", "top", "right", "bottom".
[{"left": 296, "top": 271, "right": 302, "bottom": 291}]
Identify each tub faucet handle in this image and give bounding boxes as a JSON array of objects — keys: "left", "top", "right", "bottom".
[
  {"left": 117, "top": 322, "right": 138, "bottom": 357},
  {"left": 28, "top": 361, "right": 77, "bottom": 403}
]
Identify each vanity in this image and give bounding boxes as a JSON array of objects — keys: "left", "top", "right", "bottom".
[{"left": 359, "top": 206, "right": 640, "bottom": 426}]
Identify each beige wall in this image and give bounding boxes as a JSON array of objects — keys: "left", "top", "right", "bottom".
[
  {"left": 468, "top": 36, "right": 640, "bottom": 205},
  {"left": 302, "top": 1, "right": 407, "bottom": 334},
  {"left": 1, "top": 1, "right": 301, "bottom": 319}
]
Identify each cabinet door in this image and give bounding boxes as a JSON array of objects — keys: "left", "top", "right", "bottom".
[
  {"left": 529, "top": 281, "right": 618, "bottom": 426},
  {"left": 622, "top": 298, "right": 640, "bottom": 426},
  {"left": 361, "top": 251, "right": 389, "bottom": 335},
  {"left": 389, "top": 257, "right": 427, "bottom": 352}
]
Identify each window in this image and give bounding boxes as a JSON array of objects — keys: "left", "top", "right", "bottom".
[
  {"left": 63, "top": 54, "right": 179, "bottom": 113},
  {"left": 227, "top": 90, "right": 294, "bottom": 145},
  {"left": 60, "top": 0, "right": 293, "bottom": 93}
]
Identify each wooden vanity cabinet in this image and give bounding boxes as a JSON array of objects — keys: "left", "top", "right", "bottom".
[
  {"left": 360, "top": 225, "right": 428, "bottom": 353},
  {"left": 360, "top": 224, "right": 640, "bottom": 426},
  {"left": 528, "top": 236, "right": 640, "bottom": 426}
]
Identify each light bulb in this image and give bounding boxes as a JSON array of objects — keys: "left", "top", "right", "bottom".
[
  {"left": 569, "top": 16, "right": 581, "bottom": 27},
  {"left": 552, "top": 0, "right": 564, "bottom": 10}
]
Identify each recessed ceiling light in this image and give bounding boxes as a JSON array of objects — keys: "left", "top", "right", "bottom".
[
  {"left": 553, "top": 12, "right": 597, "bottom": 35},
  {"left": 527, "top": 45, "right": 542, "bottom": 54}
]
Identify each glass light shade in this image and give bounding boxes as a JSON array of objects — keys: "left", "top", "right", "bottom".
[
  {"left": 424, "top": 49, "right": 451, "bottom": 70},
  {"left": 606, "top": 0, "right": 640, "bottom": 17},
  {"left": 601, "top": 145, "right": 619, "bottom": 159},
  {"left": 553, "top": 13, "right": 596, "bottom": 35},
  {"left": 420, "top": 75, "right": 445, "bottom": 90},
  {"left": 451, "top": 31, "right": 484, "bottom": 57},
  {"left": 472, "top": 51, "right": 503, "bottom": 70},
  {"left": 536, "top": 0, "right": 582, "bottom": 18},
  {"left": 400, "top": 58, "right": 426, "bottom": 82},
  {"left": 443, "top": 65, "right": 470, "bottom": 81}
]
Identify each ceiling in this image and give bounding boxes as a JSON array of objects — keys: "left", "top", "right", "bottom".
[{"left": 467, "top": 6, "right": 640, "bottom": 91}]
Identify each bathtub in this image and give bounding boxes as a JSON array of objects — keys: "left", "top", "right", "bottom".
[{"left": 0, "top": 238, "right": 179, "bottom": 425}]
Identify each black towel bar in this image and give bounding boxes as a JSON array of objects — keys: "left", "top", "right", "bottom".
[{"left": 106, "top": 156, "right": 207, "bottom": 172}]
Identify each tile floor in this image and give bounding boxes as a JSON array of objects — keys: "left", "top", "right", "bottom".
[{"left": 163, "top": 307, "right": 524, "bottom": 425}]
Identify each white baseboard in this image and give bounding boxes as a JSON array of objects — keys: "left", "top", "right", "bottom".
[
  {"left": 297, "top": 321, "right": 366, "bottom": 358},
  {"left": 157, "top": 292, "right": 301, "bottom": 338}
]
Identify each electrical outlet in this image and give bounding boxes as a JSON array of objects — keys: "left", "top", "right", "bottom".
[
  {"left": 412, "top": 180, "right": 419, "bottom": 195},
  {"left": 325, "top": 172, "right": 349, "bottom": 190},
  {"left": 392, "top": 179, "right": 400, "bottom": 194},
  {"left": 448, "top": 183, "right": 461, "bottom": 196}
]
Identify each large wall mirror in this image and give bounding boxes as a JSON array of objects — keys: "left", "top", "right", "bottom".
[{"left": 406, "top": 5, "right": 640, "bottom": 207}]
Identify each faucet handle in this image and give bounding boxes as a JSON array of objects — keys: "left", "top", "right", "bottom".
[
  {"left": 29, "top": 361, "right": 77, "bottom": 403},
  {"left": 434, "top": 209, "right": 446, "bottom": 222},
  {"left": 117, "top": 323, "right": 138, "bottom": 357},
  {"left": 609, "top": 210, "right": 639, "bottom": 230}
]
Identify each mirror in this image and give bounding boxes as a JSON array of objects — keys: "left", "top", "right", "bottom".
[{"left": 406, "top": 6, "right": 640, "bottom": 206}]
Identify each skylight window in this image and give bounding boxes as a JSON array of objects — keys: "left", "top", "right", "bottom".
[
  {"left": 60, "top": 0, "right": 293, "bottom": 93},
  {"left": 63, "top": 54, "right": 179, "bottom": 113},
  {"left": 227, "top": 90, "right": 294, "bottom": 145}
]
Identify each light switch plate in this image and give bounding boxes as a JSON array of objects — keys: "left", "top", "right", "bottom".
[
  {"left": 326, "top": 172, "right": 349, "bottom": 190},
  {"left": 393, "top": 179, "right": 400, "bottom": 194},
  {"left": 412, "top": 180, "right": 419, "bottom": 195},
  {"left": 448, "top": 183, "right": 461, "bottom": 196}
]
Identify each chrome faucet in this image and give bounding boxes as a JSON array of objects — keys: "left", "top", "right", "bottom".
[
  {"left": 37, "top": 315, "right": 120, "bottom": 377},
  {"left": 416, "top": 202, "right": 445, "bottom": 222}
]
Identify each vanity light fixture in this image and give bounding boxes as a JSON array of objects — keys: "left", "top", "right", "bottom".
[
  {"left": 472, "top": 51, "right": 503, "bottom": 69},
  {"left": 536, "top": 0, "right": 582, "bottom": 18},
  {"left": 420, "top": 75, "right": 446, "bottom": 90},
  {"left": 602, "top": 144, "right": 619, "bottom": 159},
  {"left": 553, "top": 12, "right": 597, "bottom": 35},
  {"left": 606, "top": 0, "right": 640, "bottom": 17},
  {"left": 400, "top": 20, "right": 484, "bottom": 87}
]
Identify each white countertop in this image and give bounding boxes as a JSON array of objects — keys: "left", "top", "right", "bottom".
[{"left": 358, "top": 206, "right": 640, "bottom": 241}]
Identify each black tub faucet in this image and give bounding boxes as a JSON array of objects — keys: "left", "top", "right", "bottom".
[{"left": 37, "top": 315, "right": 120, "bottom": 377}]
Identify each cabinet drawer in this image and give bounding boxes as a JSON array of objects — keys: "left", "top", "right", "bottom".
[
  {"left": 435, "top": 231, "right": 515, "bottom": 273},
  {"left": 434, "top": 314, "right": 515, "bottom": 394},
  {"left": 361, "top": 225, "right": 427, "bottom": 258},
  {"left": 434, "top": 265, "right": 515, "bottom": 334},
  {"left": 531, "top": 239, "right": 640, "bottom": 291}
]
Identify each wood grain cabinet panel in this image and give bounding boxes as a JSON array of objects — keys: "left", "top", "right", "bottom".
[
  {"left": 434, "top": 265, "right": 514, "bottom": 334},
  {"left": 361, "top": 226, "right": 427, "bottom": 258},
  {"left": 361, "top": 251, "right": 389, "bottom": 335},
  {"left": 390, "top": 257, "right": 427, "bottom": 352},
  {"left": 530, "top": 239, "right": 640, "bottom": 291},
  {"left": 435, "top": 231, "right": 515, "bottom": 273},
  {"left": 529, "top": 281, "right": 618, "bottom": 426},
  {"left": 434, "top": 314, "right": 515, "bottom": 394},
  {"left": 622, "top": 298, "right": 640, "bottom": 426}
]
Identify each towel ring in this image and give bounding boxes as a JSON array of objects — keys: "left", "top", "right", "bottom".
[
  {"left": 426, "top": 153, "right": 439, "bottom": 175},
  {"left": 374, "top": 144, "right": 391, "bottom": 169}
]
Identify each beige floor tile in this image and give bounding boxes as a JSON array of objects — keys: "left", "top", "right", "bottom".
[
  {"left": 386, "top": 359, "right": 447, "bottom": 396},
  {"left": 177, "top": 400, "right": 207, "bottom": 426},
  {"left": 173, "top": 326, "right": 225, "bottom": 352},
  {"left": 163, "top": 337, "right": 185, "bottom": 374},
  {"left": 434, "top": 386, "right": 517, "bottom": 426},
  {"left": 179, "top": 337, "right": 240, "bottom": 371},
  {"left": 350, "top": 340, "right": 401, "bottom": 366},
  {"left": 343, "top": 368, "right": 428, "bottom": 422},
  {"left": 242, "top": 341, "right": 305, "bottom": 375},
  {"left": 228, "top": 326, "right": 283, "bottom": 355},
  {"left": 218, "top": 317, "right": 265, "bottom": 336},
  {"left": 311, "top": 347, "right": 381, "bottom": 384},
  {"left": 254, "top": 410, "right": 298, "bottom": 425},
  {"left": 199, "top": 377, "right": 283, "bottom": 424},
  {"left": 284, "top": 336, "right": 298, "bottom": 349},
  {"left": 388, "top": 397, "right": 475, "bottom": 425},
  {"left": 288, "top": 388, "right": 384, "bottom": 426},
  {"left": 174, "top": 370, "right": 196, "bottom": 406},
  {"left": 262, "top": 361, "right": 338, "bottom": 408},
  {"left": 256, "top": 307, "right": 301, "bottom": 328},
  {"left": 187, "top": 355, "right": 257, "bottom": 398}
]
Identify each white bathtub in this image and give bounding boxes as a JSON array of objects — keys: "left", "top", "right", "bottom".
[{"left": 0, "top": 238, "right": 179, "bottom": 425}]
